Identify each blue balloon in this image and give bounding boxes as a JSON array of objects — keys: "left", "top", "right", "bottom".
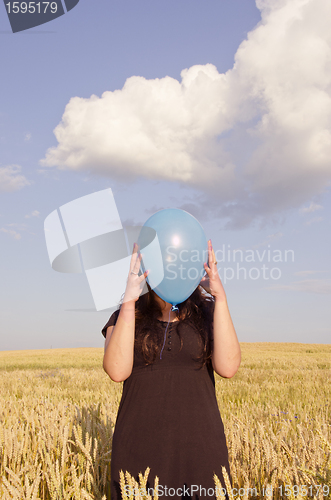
[{"left": 138, "top": 209, "right": 208, "bottom": 307}]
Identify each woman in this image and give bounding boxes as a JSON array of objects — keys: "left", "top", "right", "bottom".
[{"left": 102, "top": 239, "right": 241, "bottom": 500}]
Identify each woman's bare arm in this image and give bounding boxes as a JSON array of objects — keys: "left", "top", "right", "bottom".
[
  {"left": 200, "top": 239, "right": 241, "bottom": 378},
  {"left": 103, "top": 243, "right": 149, "bottom": 383},
  {"left": 212, "top": 296, "right": 241, "bottom": 378},
  {"left": 103, "top": 300, "right": 136, "bottom": 382}
]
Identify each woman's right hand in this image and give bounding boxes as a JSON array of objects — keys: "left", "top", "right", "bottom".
[
  {"left": 123, "top": 243, "right": 149, "bottom": 303},
  {"left": 104, "top": 242, "right": 147, "bottom": 382}
]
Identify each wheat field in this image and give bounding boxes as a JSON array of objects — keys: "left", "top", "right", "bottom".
[{"left": 0, "top": 343, "right": 330, "bottom": 500}]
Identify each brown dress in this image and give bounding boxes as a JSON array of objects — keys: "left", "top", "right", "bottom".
[{"left": 101, "top": 309, "right": 232, "bottom": 500}]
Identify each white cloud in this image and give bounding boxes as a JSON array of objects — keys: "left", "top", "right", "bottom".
[
  {"left": 24, "top": 210, "right": 40, "bottom": 219},
  {"left": 42, "top": 65, "right": 237, "bottom": 200},
  {"left": 6, "top": 222, "right": 28, "bottom": 230},
  {"left": 24, "top": 133, "right": 32, "bottom": 142},
  {"left": 0, "top": 227, "right": 21, "bottom": 240},
  {"left": 252, "top": 232, "right": 283, "bottom": 248},
  {"left": 0, "top": 165, "right": 31, "bottom": 192},
  {"left": 0, "top": 222, "right": 36, "bottom": 238},
  {"left": 305, "top": 216, "right": 323, "bottom": 225},
  {"left": 41, "top": 0, "right": 331, "bottom": 228},
  {"left": 299, "top": 201, "right": 323, "bottom": 213},
  {"left": 293, "top": 270, "right": 328, "bottom": 276},
  {"left": 266, "top": 278, "right": 331, "bottom": 294}
]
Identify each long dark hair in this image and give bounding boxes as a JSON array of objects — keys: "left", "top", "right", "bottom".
[{"left": 119, "top": 283, "right": 215, "bottom": 369}]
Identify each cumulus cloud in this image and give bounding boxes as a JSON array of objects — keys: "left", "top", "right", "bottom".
[
  {"left": 299, "top": 202, "right": 323, "bottom": 213},
  {"left": 305, "top": 216, "right": 323, "bottom": 225},
  {"left": 293, "top": 270, "right": 328, "bottom": 276},
  {"left": 42, "top": 65, "right": 237, "bottom": 199},
  {"left": 6, "top": 222, "right": 28, "bottom": 229},
  {"left": 0, "top": 165, "right": 31, "bottom": 192},
  {"left": 251, "top": 232, "right": 283, "bottom": 248},
  {"left": 24, "top": 210, "right": 40, "bottom": 219},
  {"left": 0, "top": 227, "right": 21, "bottom": 240},
  {"left": 41, "top": 0, "right": 331, "bottom": 227},
  {"left": 0, "top": 222, "right": 36, "bottom": 239}
]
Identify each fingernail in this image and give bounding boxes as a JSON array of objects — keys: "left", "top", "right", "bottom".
[{"left": 133, "top": 242, "right": 136, "bottom": 249}]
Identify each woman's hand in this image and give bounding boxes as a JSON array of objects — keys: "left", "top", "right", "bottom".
[
  {"left": 123, "top": 243, "right": 149, "bottom": 303},
  {"left": 200, "top": 239, "right": 226, "bottom": 302}
]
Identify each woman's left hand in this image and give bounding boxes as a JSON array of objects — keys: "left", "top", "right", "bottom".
[{"left": 200, "top": 239, "right": 226, "bottom": 302}]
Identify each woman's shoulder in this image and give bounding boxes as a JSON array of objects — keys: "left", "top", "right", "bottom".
[{"left": 101, "top": 308, "right": 120, "bottom": 338}]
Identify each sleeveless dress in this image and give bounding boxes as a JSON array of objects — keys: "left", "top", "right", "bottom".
[{"left": 101, "top": 309, "right": 232, "bottom": 500}]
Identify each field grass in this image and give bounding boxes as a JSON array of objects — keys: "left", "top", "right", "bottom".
[{"left": 0, "top": 343, "right": 330, "bottom": 500}]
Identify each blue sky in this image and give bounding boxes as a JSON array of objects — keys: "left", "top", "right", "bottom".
[{"left": 1, "top": 0, "right": 330, "bottom": 350}]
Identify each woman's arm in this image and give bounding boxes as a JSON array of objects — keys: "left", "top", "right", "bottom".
[
  {"left": 103, "top": 243, "right": 149, "bottom": 383},
  {"left": 103, "top": 300, "right": 136, "bottom": 382},
  {"left": 212, "top": 295, "right": 241, "bottom": 378},
  {"left": 201, "top": 239, "right": 241, "bottom": 378}
]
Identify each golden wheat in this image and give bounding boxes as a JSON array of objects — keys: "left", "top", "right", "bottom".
[{"left": 0, "top": 343, "right": 330, "bottom": 499}]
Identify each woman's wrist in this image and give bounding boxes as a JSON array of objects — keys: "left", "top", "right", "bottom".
[
  {"left": 122, "top": 295, "right": 136, "bottom": 307},
  {"left": 213, "top": 292, "right": 227, "bottom": 303},
  {"left": 119, "top": 297, "right": 136, "bottom": 324}
]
